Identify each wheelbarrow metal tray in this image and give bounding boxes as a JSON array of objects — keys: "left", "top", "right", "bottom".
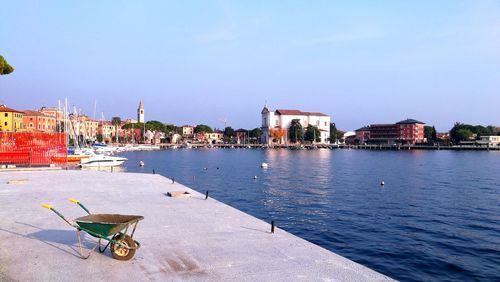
[{"left": 75, "top": 214, "right": 144, "bottom": 237}]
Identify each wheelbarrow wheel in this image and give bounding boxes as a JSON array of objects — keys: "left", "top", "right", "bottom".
[{"left": 110, "top": 234, "right": 136, "bottom": 261}]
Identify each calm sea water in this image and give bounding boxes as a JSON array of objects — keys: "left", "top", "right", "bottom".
[{"left": 119, "top": 149, "right": 500, "bottom": 281}]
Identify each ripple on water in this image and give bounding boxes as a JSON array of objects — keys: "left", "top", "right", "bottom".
[{"left": 121, "top": 149, "right": 500, "bottom": 282}]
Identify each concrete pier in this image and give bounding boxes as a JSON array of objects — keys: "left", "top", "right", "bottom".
[{"left": 0, "top": 170, "right": 393, "bottom": 281}]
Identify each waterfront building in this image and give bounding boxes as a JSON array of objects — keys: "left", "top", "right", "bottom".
[
  {"left": 235, "top": 129, "right": 249, "bottom": 144},
  {"left": 137, "top": 100, "right": 144, "bottom": 123},
  {"left": 40, "top": 107, "right": 64, "bottom": 120},
  {"left": 181, "top": 125, "right": 194, "bottom": 137},
  {"left": 40, "top": 107, "right": 65, "bottom": 132},
  {"left": 355, "top": 126, "right": 370, "bottom": 144},
  {"left": 396, "top": 119, "right": 425, "bottom": 144},
  {"left": 79, "top": 116, "right": 99, "bottom": 141},
  {"left": 477, "top": 136, "right": 500, "bottom": 147},
  {"left": 22, "top": 110, "right": 56, "bottom": 132},
  {"left": 261, "top": 107, "right": 331, "bottom": 144},
  {"left": 354, "top": 119, "right": 425, "bottom": 145},
  {"left": 204, "top": 131, "right": 224, "bottom": 144},
  {"left": 98, "top": 122, "right": 116, "bottom": 143},
  {"left": 194, "top": 132, "right": 206, "bottom": 143},
  {"left": 0, "top": 105, "right": 24, "bottom": 132},
  {"left": 343, "top": 131, "right": 356, "bottom": 145},
  {"left": 369, "top": 124, "right": 400, "bottom": 144}
]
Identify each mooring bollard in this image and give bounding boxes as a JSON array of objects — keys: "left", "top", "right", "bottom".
[
  {"left": 153, "top": 169, "right": 155, "bottom": 174},
  {"left": 172, "top": 177, "right": 175, "bottom": 184},
  {"left": 271, "top": 220, "right": 275, "bottom": 234},
  {"left": 205, "top": 191, "right": 209, "bottom": 200}
]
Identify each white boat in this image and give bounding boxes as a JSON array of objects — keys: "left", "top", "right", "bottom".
[{"left": 78, "top": 154, "right": 128, "bottom": 168}]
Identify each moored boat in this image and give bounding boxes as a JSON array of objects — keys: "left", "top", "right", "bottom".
[{"left": 78, "top": 155, "right": 128, "bottom": 168}]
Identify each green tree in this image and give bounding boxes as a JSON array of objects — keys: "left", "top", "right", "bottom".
[
  {"left": 249, "top": 128, "right": 262, "bottom": 138},
  {"left": 223, "top": 126, "right": 235, "bottom": 141},
  {"left": 455, "top": 128, "right": 473, "bottom": 142},
  {"left": 165, "top": 124, "right": 182, "bottom": 135},
  {"left": 111, "top": 117, "right": 121, "bottom": 143},
  {"left": 122, "top": 123, "right": 141, "bottom": 130},
  {"left": 450, "top": 122, "right": 493, "bottom": 143},
  {"left": 474, "top": 125, "right": 492, "bottom": 138},
  {"left": 424, "top": 125, "right": 436, "bottom": 141},
  {"left": 304, "top": 125, "right": 321, "bottom": 143},
  {"left": 288, "top": 119, "right": 303, "bottom": 143},
  {"left": 330, "top": 123, "right": 341, "bottom": 143},
  {"left": 145, "top": 120, "right": 165, "bottom": 132},
  {"left": 431, "top": 126, "right": 437, "bottom": 141},
  {"left": 0, "top": 56, "right": 14, "bottom": 75},
  {"left": 194, "top": 124, "right": 213, "bottom": 133}
]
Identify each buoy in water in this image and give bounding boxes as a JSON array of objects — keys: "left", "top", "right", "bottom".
[
  {"left": 253, "top": 176, "right": 258, "bottom": 179},
  {"left": 380, "top": 181, "right": 385, "bottom": 186},
  {"left": 261, "top": 162, "right": 268, "bottom": 169},
  {"left": 139, "top": 161, "right": 145, "bottom": 167}
]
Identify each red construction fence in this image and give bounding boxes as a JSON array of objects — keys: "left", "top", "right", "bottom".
[{"left": 0, "top": 132, "right": 67, "bottom": 166}]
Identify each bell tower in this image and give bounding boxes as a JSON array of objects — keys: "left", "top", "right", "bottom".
[{"left": 137, "top": 100, "right": 144, "bottom": 123}]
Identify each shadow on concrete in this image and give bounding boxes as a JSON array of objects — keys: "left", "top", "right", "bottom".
[
  {"left": 239, "top": 226, "right": 270, "bottom": 234},
  {"left": 0, "top": 222, "right": 104, "bottom": 259}
]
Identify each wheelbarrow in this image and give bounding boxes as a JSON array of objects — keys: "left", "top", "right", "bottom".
[{"left": 41, "top": 198, "right": 144, "bottom": 260}]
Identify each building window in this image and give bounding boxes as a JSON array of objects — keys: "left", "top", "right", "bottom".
[
  {"left": 275, "top": 120, "right": 278, "bottom": 126},
  {"left": 4, "top": 113, "right": 7, "bottom": 117},
  {"left": 4, "top": 122, "right": 7, "bottom": 126}
]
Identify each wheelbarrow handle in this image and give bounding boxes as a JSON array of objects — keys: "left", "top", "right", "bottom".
[
  {"left": 41, "top": 203, "right": 76, "bottom": 227},
  {"left": 68, "top": 198, "right": 91, "bottom": 214}
]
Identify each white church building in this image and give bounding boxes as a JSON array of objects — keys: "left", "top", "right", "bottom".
[{"left": 261, "top": 106, "right": 331, "bottom": 144}]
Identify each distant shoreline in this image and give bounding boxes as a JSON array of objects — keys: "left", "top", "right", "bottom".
[{"left": 151, "top": 143, "right": 500, "bottom": 151}]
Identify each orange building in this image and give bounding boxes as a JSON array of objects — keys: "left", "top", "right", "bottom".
[{"left": 23, "top": 110, "right": 57, "bottom": 132}]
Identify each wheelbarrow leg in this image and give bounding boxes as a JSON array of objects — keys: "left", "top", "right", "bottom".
[
  {"left": 99, "top": 239, "right": 112, "bottom": 253},
  {"left": 131, "top": 221, "right": 139, "bottom": 238},
  {"left": 76, "top": 230, "right": 100, "bottom": 259}
]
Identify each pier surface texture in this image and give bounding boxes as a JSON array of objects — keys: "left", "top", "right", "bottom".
[{"left": 0, "top": 170, "right": 393, "bottom": 281}]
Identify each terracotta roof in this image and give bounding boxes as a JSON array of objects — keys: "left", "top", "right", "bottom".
[
  {"left": 0, "top": 105, "right": 23, "bottom": 113},
  {"left": 23, "top": 110, "right": 45, "bottom": 116},
  {"left": 275, "top": 109, "right": 328, "bottom": 117}
]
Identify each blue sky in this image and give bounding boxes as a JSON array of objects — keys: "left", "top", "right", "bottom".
[{"left": 1, "top": 0, "right": 499, "bottom": 131}]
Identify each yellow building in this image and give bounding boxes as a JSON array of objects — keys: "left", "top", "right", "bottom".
[{"left": 0, "top": 105, "right": 24, "bottom": 132}]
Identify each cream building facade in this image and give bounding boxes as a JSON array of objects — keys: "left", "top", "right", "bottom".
[{"left": 261, "top": 107, "right": 331, "bottom": 144}]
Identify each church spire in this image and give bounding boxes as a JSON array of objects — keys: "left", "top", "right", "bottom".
[{"left": 137, "top": 100, "right": 144, "bottom": 123}]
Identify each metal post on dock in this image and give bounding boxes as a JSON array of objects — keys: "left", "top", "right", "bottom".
[
  {"left": 205, "top": 191, "right": 209, "bottom": 200},
  {"left": 271, "top": 220, "right": 275, "bottom": 234}
]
